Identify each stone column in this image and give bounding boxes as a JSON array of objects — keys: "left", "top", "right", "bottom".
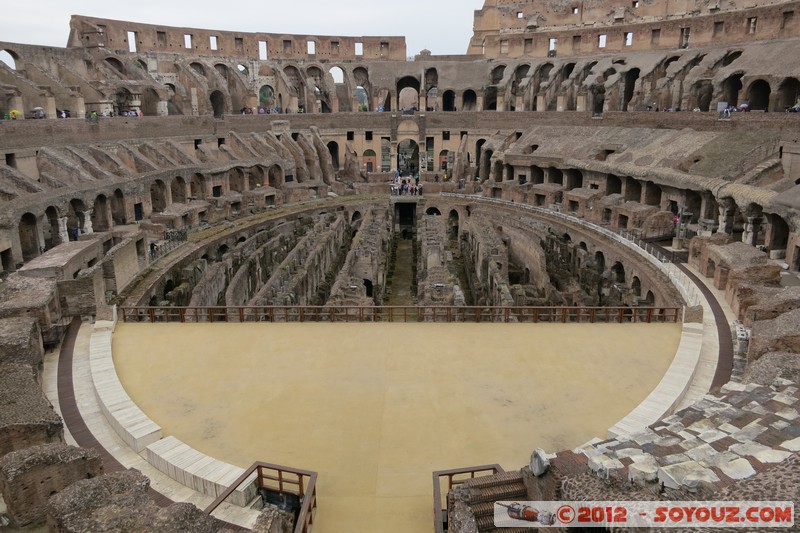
[
  {"left": 82, "top": 210, "right": 93, "bottom": 235},
  {"left": 58, "top": 217, "right": 69, "bottom": 244},
  {"left": 536, "top": 94, "right": 545, "bottom": 111},
  {"left": 717, "top": 199, "right": 736, "bottom": 235},
  {"left": 742, "top": 216, "right": 763, "bottom": 246}
]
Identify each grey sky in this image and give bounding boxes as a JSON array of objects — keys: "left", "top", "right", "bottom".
[{"left": 0, "top": 0, "right": 486, "bottom": 57}]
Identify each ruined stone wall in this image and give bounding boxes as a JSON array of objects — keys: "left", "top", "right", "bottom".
[
  {"left": 416, "top": 214, "right": 461, "bottom": 305},
  {"left": 0, "top": 318, "right": 44, "bottom": 370}
]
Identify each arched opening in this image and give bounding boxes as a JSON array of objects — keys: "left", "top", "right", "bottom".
[
  {"left": 268, "top": 165, "right": 283, "bottom": 188},
  {"left": 397, "top": 76, "right": 421, "bottom": 111},
  {"left": 776, "top": 77, "right": 800, "bottom": 111},
  {"left": 329, "top": 66, "right": 344, "bottom": 84},
  {"left": 210, "top": 90, "right": 225, "bottom": 117},
  {"left": 442, "top": 90, "right": 456, "bottom": 111},
  {"left": 747, "top": 79, "right": 771, "bottom": 111},
  {"left": 643, "top": 290, "right": 655, "bottom": 305},
  {"left": 228, "top": 168, "right": 244, "bottom": 193},
  {"left": 190, "top": 174, "right": 206, "bottom": 199},
  {"left": 607, "top": 174, "right": 622, "bottom": 195},
  {"left": 0, "top": 49, "right": 18, "bottom": 70},
  {"left": 475, "top": 139, "right": 487, "bottom": 171},
  {"left": 327, "top": 141, "right": 340, "bottom": 170},
  {"left": 218, "top": 244, "right": 229, "bottom": 258},
  {"left": 362, "top": 149, "right": 377, "bottom": 173},
  {"left": 692, "top": 80, "right": 714, "bottom": 112},
  {"left": 462, "top": 90, "right": 477, "bottom": 111},
  {"left": 426, "top": 207, "right": 442, "bottom": 216},
  {"left": 190, "top": 62, "right": 206, "bottom": 76},
  {"left": 766, "top": 213, "right": 790, "bottom": 253},
  {"left": 397, "top": 139, "right": 419, "bottom": 175},
  {"left": 105, "top": 57, "right": 124, "bottom": 74},
  {"left": 19, "top": 213, "right": 40, "bottom": 262},
  {"left": 594, "top": 251, "right": 606, "bottom": 273},
  {"left": 68, "top": 199, "right": 86, "bottom": 236},
  {"left": 548, "top": 168, "right": 563, "bottom": 186},
  {"left": 631, "top": 276, "right": 642, "bottom": 297},
  {"left": 139, "top": 87, "right": 159, "bottom": 116},
  {"left": 165, "top": 83, "right": 182, "bottom": 115},
  {"left": 150, "top": 180, "right": 168, "bottom": 213},
  {"left": 363, "top": 279, "right": 374, "bottom": 298},
  {"left": 531, "top": 166, "right": 544, "bottom": 184},
  {"left": 92, "top": 195, "right": 111, "bottom": 232},
  {"left": 114, "top": 87, "right": 135, "bottom": 115},
  {"left": 448, "top": 209, "right": 459, "bottom": 237},
  {"left": 722, "top": 73, "right": 744, "bottom": 107},
  {"left": 483, "top": 87, "right": 497, "bottom": 110},
  {"left": 44, "top": 206, "right": 60, "bottom": 250},
  {"left": 480, "top": 149, "right": 494, "bottom": 181},
  {"left": 351, "top": 211, "right": 362, "bottom": 223},
  {"left": 721, "top": 50, "right": 743, "bottom": 67},
  {"left": 259, "top": 85, "right": 275, "bottom": 110},
  {"left": 171, "top": 177, "right": 187, "bottom": 204},
  {"left": 610, "top": 261, "right": 626, "bottom": 284},
  {"left": 355, "top": 85, "right": 369, "bottom": 111},
  {"left": 622, "top": 68, "right": 640, "bottom": 111},
  {"left": 625, "top": 177, "right": 641, "bottom": 201},
  {"left": 111, "top": 189, "right": 126, "bottom": 225},
  {"left": 644, "top": 182, "right": 662, "bottom": 206},
  {"left": 592, "top": 87, "right": 605, "bottom": 115},
  {"left": 490, "top": 65, "right": 506, "bottom": 85},
  {"left": 565, "top": 169, "right": 583, "bottom": 190},
  {"left": 215, "top": 63, "right": 230, "bottom": 81}
]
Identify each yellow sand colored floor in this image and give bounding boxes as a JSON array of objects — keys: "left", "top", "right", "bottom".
[{"left": 113, "top": 322, "right": 681, "bottom": 533}]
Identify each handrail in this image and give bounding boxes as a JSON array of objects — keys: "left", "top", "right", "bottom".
[
  {"left": 119, "top": 305, "right": 680, "bottom": 324},
  {"left": 204, "top": 461, "right": 317, "bottom": 533},
  {"left": 432, "top": 465, "right": 505, "bottom": 533}
]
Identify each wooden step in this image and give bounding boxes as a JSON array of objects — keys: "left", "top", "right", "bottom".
[
  {"left": 464, "top": 470, "right": 523, "bottom": 489},
  {"left": 469, "top": 482, "right": 527, "bottom": 504}
]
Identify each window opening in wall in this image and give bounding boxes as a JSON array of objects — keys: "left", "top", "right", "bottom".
[
  {"left": 380, "top": 42, "right": 389, "bottom": 56},
  {"left": 625, "top": 32, "right": 634, "bottom": 46},
  {"left": 210, "top": 35, "right": 218, "bottom": 50},
  {"left": 651, "top": 29, "right": 661, "bottom": 45},
  {"left": 747, "top": 17, "right": 758, "bottom": 34},
  {"left": 524, "top": 38, "right": 533, "bottom": 53},
  {"left": 500, "top": 39, "right": 509, "bottom": 54},
  {"left": 679, "top": 27, "right": 690, "bottom": 48},
  {"left": 134, "top": 203, "right": 143, "bottom": 221},
  {"left": 714, "top": 21, "right": 724, "bottom": 37},
  {"left": 572, "top": 35, "right": 581, "bottom": 51},
  {"left": 235, "top": 37, "right": 243, "bottom": 52},
  {"left": 443, "top": 131, "right": 450, "bottom": 140},
  {"left": 212, "top": 186, "right": 222, "bottom": 198},
  {"left": 548, "top": 38, "right": 557, "bottom": 56},
  {"left": 331, "top": 41, "right": 340, "bottom": 54},
  {"left": 283, "top": 40, "right": 292, "bottom": 53},
  {"left": 598, "top": 34, "right": 607, "bottom": 48},
  {"left": 218, "top": 137, "right": 225, "bottom": 147},
  {"left": 365, "top": 131, "right": 373, "bottom": 141},
  {"left": 355, "top": 42, "right": 363, "bottom": 55},
  {"left": 461, "top": 131, "right": 468, "bottom": 138},
  {"left": 632, "top": 1, "right": 639, "bottom": 7},
  {"left": 126, "top": 31, "right": 137, "bottom": 53},
  {"left": 5, "top": 153, "right": 16, "bottom": 168},
  {"left": 307, "top": 40, "right": 316, "bottom": 54},
  {"left": 347, "top": 131, "right": 354, "bottom": 141},
  {"left": 184, "top": 34, "right": 193, "bottom": 49},
  {"left": 590, "top": 183, "right": 599, "bottom": 190},
  {"left": 782, "top": 11, "right": 794, "bottom": 29},
  {"left": 259, "top": 40, "right": 268, "bottom": 60},
  {"left": 157, "top": 31, "right": 167, "bottom": 47},
  {"left": 194, "top": 139, "right": 202, "bottom": 149},
  {"left": 572, "top": 7, "right": 579, "bottom": 14}
]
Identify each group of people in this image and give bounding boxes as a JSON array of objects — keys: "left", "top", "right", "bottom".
[{"left": 390, "top": 172, "right": 423, "bottom": 196}]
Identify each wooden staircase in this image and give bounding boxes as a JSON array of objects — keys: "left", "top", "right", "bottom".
[{"left": 462, "top": 471, "right": 530, "bottom": 533}]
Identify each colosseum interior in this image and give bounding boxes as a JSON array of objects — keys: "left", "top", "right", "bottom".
[{"left": 1, "top": 1, "right": 800, "bottom": 532}]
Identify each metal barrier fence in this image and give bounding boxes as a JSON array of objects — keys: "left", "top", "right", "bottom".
[{"left": 120, "top": 305, "right": 680, "bottom": 323}]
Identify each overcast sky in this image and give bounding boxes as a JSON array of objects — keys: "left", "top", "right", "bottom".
[{"left": 0, "top": 0, "right": 487, "bottom": 57}]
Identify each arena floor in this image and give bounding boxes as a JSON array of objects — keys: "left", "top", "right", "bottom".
[{"left": 113, "top": 322, "right": 681, "bottom": 533}]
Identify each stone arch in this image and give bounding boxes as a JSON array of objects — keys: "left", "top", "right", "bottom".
[
  {"left": 0, "top": 49, "right": 19, "bottom": 70},
  {"left": 565, "top": 169, "right": 583, "bottom": 190},
  {"left": 610, "top": 261, "right": 626, "bottom": 284},
  {"left": 448, "top": 209, "right": 459, "bottom": 236},
  {"left": 776, "top": 77, "right": 800, "bottom": 110},
  {"left": 150, "top": 180, "right": 168, "bottom": 213},
  {"left": 766, "top": 213, "right": 790, "bottom": 253},
  {"left": 114, "top": 87, "right": 135, "bottom": 114},
  {"left": 622, "top": 68, "right": 640, "bottom": 111},
  {"left": 625, "top": 177, "right": 641, "bottom": 201},
  {"left": 643, "top": 290, "right": 655, "bottom": 305},
  {"left": 491, "top": 65, "right": 506, "bottom": 85},
  {"left": 607, "top": 174, "right": 622, "bottom": 195},
  {"left": 483, "top": 87, "right": 497, "bottom": 110},
  {"left": 111, "top": 189, "right": 126, "bottom": 225},
  {"left": 228, "top": 168, "right": 245, "bottom": 193},
  {"left": 442, "top": 90, "right": 456, "bottom": 111},
  {"left": 44, "top": 206, "right": 61, "bottom": 250},
  {"left": 631, "top": 276, "right": 642, "bottom": 297},
  {"left": 190, "top": 62, "right": 206, "bottom": 76},
  {"left": 164, "top": 83, "right": 183, "bottom": 115},
  {"left": 329, "top": 66, "right": 345, "bottom": 84},
  {"left": 722, "top": 73, "right": 744, "bottom": 107},
  {"left": 190, "top": 173, "right": 206, "bottom": 199},
  {"left": 363, "top": 149, "right": 377, "bottom": 173},
  {"left": 68, "top": 199, "right": 87, "bottom": 235},
  {"left": 594, "top": 251, "right": 606, "bottom": 273},
  {"left": 92, "top": 194, "right": 111, "bottom": 232},
  {"left": 398, "top": 77, "right": 420, "bottom": 111},
  {"left": 105, "top": 57, "right": 124, "bottom": 74},
  {"left": 18, "top": 213, "right": 40, "bottom": 261},
  {"left": 327, "top": 141, "right": 340, "bottom": 170},
  {"left": 721, "top": 50, "right": 743, "bottom": 67},
  {"left": 438, "top": 150, "right": 450, "bottom": 171},
  {"left": 210, "top": 90, "right": 226, "bottom": 117},
  {"left": 140, "top": 87, "right": 159, "bottom": 116},
  {"left": 171, "top": 177, "right": 188, "bottom": 204},
  {"left": 480, "top": 148, "right": 494, "bottom": 181},
  {"left": 531, "top": 166, "right": 544, "bottom": 184},
  {"left": 747, "top": 79, "right": 771, "bottom": 111},
  {"left": 215, "top": 63, "right": 230, "bottom": 80},
  {"left": 397, "top": 139, "right": 419, "bottom": 174},
  {"left": 644, "top": 181, "right": 662, "bottom": 206},
  {"left": 259, "top": 85, "right": 275, "bottom": 110},
  {"left": 462, "top": 89, "right": 478, "bottom": 111},
  {"left": 268, "top": 165, "right": 284, "bottom": 188},
  {"left": 549, "top": 168, "right": 563, "bottom": 186},
  {"left": 351, "top": 211, "right": 362, "bottom": 223},
  {"left": 475, "top": 139, "right": 487, "bottom": 170},
  {"left": 426, "top": 207, "right": 442, "bottom": 216},
  {"left": 248, "top": 167, "right": 265, "bottom": 189},
  {"left": 690, "top": 79, "right": 714, "bottom": 112}
]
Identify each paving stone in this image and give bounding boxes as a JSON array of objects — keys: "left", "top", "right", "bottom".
[
  {"left": 678, "top": 437, "right": 703, "bottom": 451},
  {"left": 654, "top": 436, "right": 682, "bottom": 448},
  {"left": 770, "top": 420, "right": 790, "bottom": 431},
  {"left": 614, "top": 448, "right": 644, "bottom": 459},
  {"left": 775, "top": 407, "right": 799, "bottom": 420},
  {"left": 752, "top": 449, "right": 792, "bottom": 464},
  {"left": 710, "top": 436, "right": 739, "bottom": 452},
  {"left": 661, "top": 453, "right": 690, "bottom": 466},
  {"left": 629, "top": 455, "right": 660, "bottom": 485},
  {"left": 730, "top": 424, "right": 768, "bottom": 443},
  {"left": 743, "top": 402, "right": 771, "bottom": 415},
  {"left": 780, "top": 437, "right": 800, "bottom": 452},
  {"left": 721, "top": 382, "right": 748, "bottom": 393},
  {"left": 687, "top": 419, "right": 718, "bottom": 434},
  {"left": 754, "top": 428, "right": 793, "bottom": 448},
  {"left": 771, "top": 393, "right": 798, "bottom": 406},
  {"left": 729, "top": 442, "right": 772, "bottom": 457},
  {"left": 630, "top": 429, "right": 659, "bottom": 446},
  {"left": 685, "top": 443, "right": 717, "bottom": 463},
  {"left": 698, "top": 429, "right": 728, "bottom": 443},
  {"left": 718, "top": 457, "right": 757, "bottom": 480},
  {"left": 658, "top": 461, "right": 719, "bottom": 490},
  {"left": 665, "top": 422, "right": 685, "bottom": 434},
  {"left": 717, "top": 423, "right": 740, "bottom": 434},
  {"left": 703, "top": 451, "right": 741, "bottom": 468}
]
